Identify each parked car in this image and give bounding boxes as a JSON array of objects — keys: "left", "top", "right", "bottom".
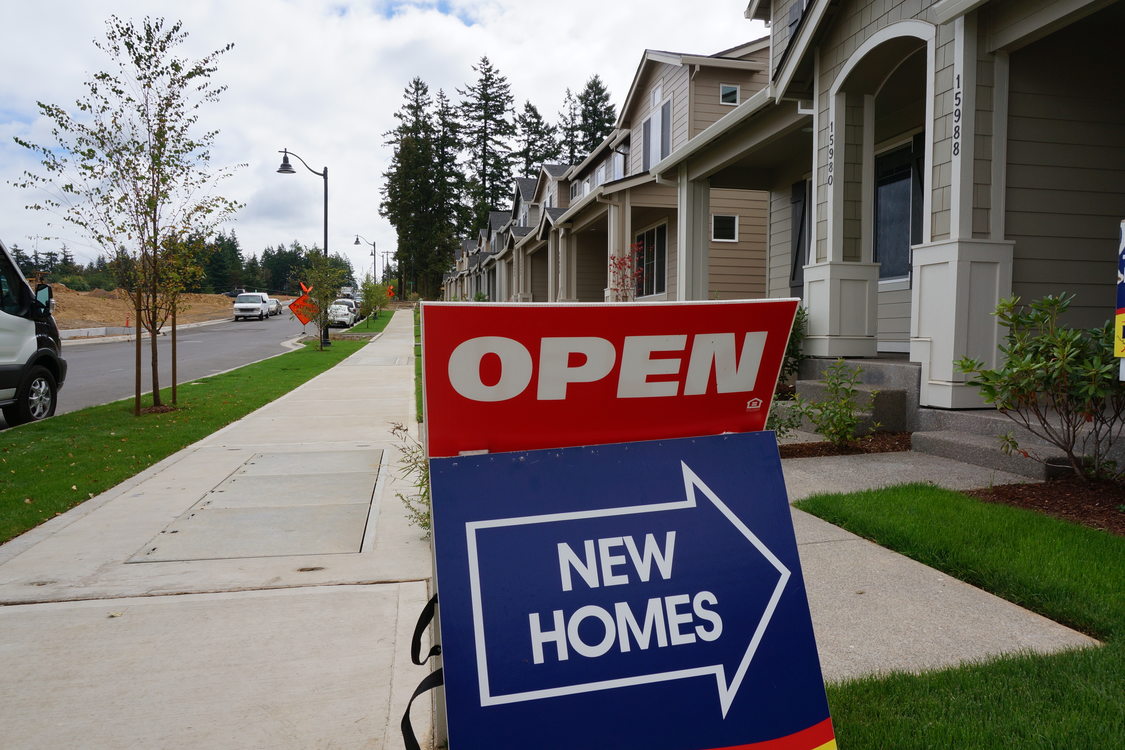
[
  {"left": 0, "top": 238, "right": 66, "bottom": 425},
  {"left": 222, "top": 288, "right": 247, "bottom": 298},
  {"left": 233, "top": 292, "right": 271, "bottom": 321},
  {"left": 265, "top": 296, "right": 282, "bottom": 316},
  {"left": 327, "top": 299, "right": 357, "bottom": 328}
]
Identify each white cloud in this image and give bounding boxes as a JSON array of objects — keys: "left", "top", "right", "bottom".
[{"left": 0, "top": 0, "right": 763, "bottom": 278}]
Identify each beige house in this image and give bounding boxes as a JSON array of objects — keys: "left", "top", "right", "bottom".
[
  {"left": 657, "top": 0, "right": 1124, "bottom": 408},
  {"left": 543, "top": 41, "right": 775, "bottom": 302}
]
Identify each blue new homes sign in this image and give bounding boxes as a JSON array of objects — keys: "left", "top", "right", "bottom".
[{"left": 430, "top": 432, "right": 834, "bottom": 750}]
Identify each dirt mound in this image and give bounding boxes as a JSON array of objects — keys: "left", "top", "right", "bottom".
[{"left": 52, "top": 285, "right": 237, "bottom": 330}]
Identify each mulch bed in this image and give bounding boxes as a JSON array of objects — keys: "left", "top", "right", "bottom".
[
  {"left": 778, "top": 431, "right": 1124, "bottom": 536},
  {"left": 965, "top": 478, "right": 1125, "bottom": 536},
  {"left": 778, "top": 431, "right": 912, "bottom": 459}
]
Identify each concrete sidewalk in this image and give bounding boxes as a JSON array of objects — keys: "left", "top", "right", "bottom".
[
  {"left": 0, "top": 310, "right": 435, "bottom": 749},
  {"left": 0, "top": 310, "right": 1098, "bottom": 748}
]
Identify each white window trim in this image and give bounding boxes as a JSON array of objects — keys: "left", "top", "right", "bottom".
[
  {"left": 719, "top": 83, "right": 740, "bottom": 106},
  {"left": 711, "top": 214, "right": 739, "bottom": 242}
]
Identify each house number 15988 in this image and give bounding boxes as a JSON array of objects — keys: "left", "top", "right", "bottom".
[{"left": 953, "top": 74, "right": 963, "bottom": 157}]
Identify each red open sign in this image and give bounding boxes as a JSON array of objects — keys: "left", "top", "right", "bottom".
[{"left": 421, "top": 300, "right": 797, "bottom": 458}]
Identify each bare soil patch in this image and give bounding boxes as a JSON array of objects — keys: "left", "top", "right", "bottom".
[
  {"left": 778, "top": 432, "right": 912, "bottom": 459},
  {"left": 51, "top": 284, "right": 274, "bottom": 329}
]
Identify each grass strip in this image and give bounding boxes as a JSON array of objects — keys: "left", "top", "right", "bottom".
[
  {"left": 0, "top": 340, "right": 364, "bottom": 544},
  {"left": 415, "top": 306, "right": 423, "bottom": 422},
  {"left": 794, "top": 483, "right": 1125, "bottom": 748},
  {"left": 344, "top": 309, "right": 393, "bottom": 334},
  {"left": 795, "top": 483, "right": 1124, "bottom": 638}
]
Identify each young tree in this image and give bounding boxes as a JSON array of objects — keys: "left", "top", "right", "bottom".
[
  {"left": 13, "top": 16, "right": 241, "bottom": 414},
  {"left": 514, "top": 101, "right": 561, "bottom": 178},
  {"left": 457, "top": 56, "right": 516, "bottom": 232},
  {"left": 577, "top": 74, "right": 617, "bottom": 155},
  {"left": 557, "top": 88, "right": 582, "bottom": 165},
  {"left": 302, "top": 251, "right": 348, "bottom": 351}
]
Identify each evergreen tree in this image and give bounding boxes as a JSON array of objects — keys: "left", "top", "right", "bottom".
[
  {"left": 557, "top": 88, "right": 581, "bottom": 165},
  {"left": 457, "top": 56, "right": 516, "bottom": 232},
  {"left": 204, "top": 231, "right": 243, "bottom": 293},
  {"left": 381, "top": 78, "right": 438, "bottom": 298},
  {"left": 577, "top": 74, "right": 617, "bottom": 155},
  {"left": 514, "top": 101, "right": 561, "bottom": 178}
]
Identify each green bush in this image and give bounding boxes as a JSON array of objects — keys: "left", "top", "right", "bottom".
[
  {"left": 780, "top": 305, "right": 808, "bottom": 384},
  {"left": 957, "top": 293, "right": 1125, "bottom": 480},
  {"left": 792, "top": 359, "right": 876, "bottom": 447}
]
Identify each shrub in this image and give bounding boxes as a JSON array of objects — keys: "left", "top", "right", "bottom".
[
  {"left": 780, "top": 305, "right": 808, "bottom": 384},
  {"left": 957, "top": 293, "right": 1125, "bottom": 480},
  {"left": 390, "top": 421, "right": 431, "bottom": 536},
  {"left": 791, "top": 359, "right": 876, "bottom": 447}
]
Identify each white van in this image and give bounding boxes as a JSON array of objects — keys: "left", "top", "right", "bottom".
[{"left": 0, "top": 239, "right": 66, "bottom": 425}]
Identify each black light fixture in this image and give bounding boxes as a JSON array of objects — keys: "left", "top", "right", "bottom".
[
  {"left": 277, "top": 147, "right": 330, "bottom": 347},
  {"left": 355, "top": 234, "right": 377, "bottom": 281}
]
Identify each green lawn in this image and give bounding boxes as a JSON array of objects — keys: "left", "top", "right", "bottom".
[
  {"left": 414, "top": 308, "right": 423, "bottom": 422},
  {"left": 0, "top": 340, "right": 364, "bottom": 544},
  {"left": 795, "top": 483, "right": 1125, "bottom": 748},
  {"left": 344, "top": 308, "right": 393, "bottom": 334}
]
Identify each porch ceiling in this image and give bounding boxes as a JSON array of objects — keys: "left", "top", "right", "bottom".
[
  {"left": 705, "top": 119, "right": 812, "bottom": 191},
  {"left": 684, "top": 101, "right": 811, "bottom": 188}
]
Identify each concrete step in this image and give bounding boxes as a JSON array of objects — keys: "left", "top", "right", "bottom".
[
  {"left": 795, "top": 380, "right": 908, "bottom": 432},
  {"left": 911, "top": 429, "right": 1055, "bottom": 480},
  {"left": 798, "top": 357, "right": 921, "bottom": 430}
]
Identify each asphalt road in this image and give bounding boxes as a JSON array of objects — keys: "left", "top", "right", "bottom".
[{"left": 1, "top": 315, "right": 314, "bottom": 430}]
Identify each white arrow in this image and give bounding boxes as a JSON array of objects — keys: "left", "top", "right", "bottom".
[{"left": 464, "top": 461, "right": 791, "bottom": 717}]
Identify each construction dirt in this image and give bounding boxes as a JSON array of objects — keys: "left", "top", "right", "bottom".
[{"left": 51, "top": 285, "right": 291, "bottom": 330}]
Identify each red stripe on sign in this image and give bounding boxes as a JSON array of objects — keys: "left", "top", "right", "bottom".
[{"left": 705, "top": 718, "right": 835, "bottom": 750}]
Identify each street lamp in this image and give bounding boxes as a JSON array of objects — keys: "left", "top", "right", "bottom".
[
  {"left": 354, "top": 234, "right": 376, "bottom": 280},
  {"left": 277, "top": 147, "right": 330, "bottom": 347}
]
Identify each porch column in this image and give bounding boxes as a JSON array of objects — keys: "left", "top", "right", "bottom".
[
  {"left": 803, "top": 90, "right": 878, "bottom": 357},
  {"left": 547, "top": 229, "right": 560, "bottom": 302},
  {"left": 910, "top": 15, "right": 1013, "bottom": 408},
  {"left": 676, "top": 164, "right": 710, "bottom": 300}
]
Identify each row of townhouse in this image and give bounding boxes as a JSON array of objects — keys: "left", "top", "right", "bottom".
[{"left": 447, "top": 0, "right": 1124, "bottom": 410}]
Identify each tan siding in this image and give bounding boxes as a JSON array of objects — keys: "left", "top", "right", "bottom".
[
  {"left": 1004, "top": 10, "right": 1125, "bottom": 328},
  {"left": 707, "top": 188, "right": 768, "bottom": 299},
  {"left": 668, "top": 65, "right": 690, "bottom": 154},
  {"left": 529, "top": 250, "right": 548, "bottom": 301},
  {"left": 769, "top": 190, "right": 793, "bottom": 298},
  {"left": 877, "top": 287, "right": 911, "bottom": 345},
  {"left": 630, "top": 182, "right": 678, "bottom": 209},
  {"left": 575, "top": 242, "right": 607, "bottom": 302},
  {"left": 690, "top": 66, "right": 770, "bottom": 137}
]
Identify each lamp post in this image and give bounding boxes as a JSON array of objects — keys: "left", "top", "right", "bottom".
[
  {"left": 277, "top": 148, "right": 330, "bottom": 347},
  {"left": 354, "top": 234, "right": 376, "bottom": 280},
  {"left": 380, "top": 250, "right": 392, "bottom": 284}
]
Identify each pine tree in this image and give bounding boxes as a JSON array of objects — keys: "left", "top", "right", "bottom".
[
  {"left": 577, "top": 74, "right": 617, "bottom": 155},
  {"left": 514, "top": 101, "right": 561, "bottom": 178},
  {"left": 381, "top": 78, "right": 440, "bottom": 298},
  {"left": 457, "top": 56, "right": 516, "bottom": 232},
  {"left": 557, "top": 88, "right": 581, "bottom": 165}
]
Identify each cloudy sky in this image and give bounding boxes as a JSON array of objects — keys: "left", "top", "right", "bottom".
[{"left": 0, "top": 0, "right": 765, "bottom": 280}]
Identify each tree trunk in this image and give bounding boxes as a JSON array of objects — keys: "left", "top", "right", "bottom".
[
  {"left": 171, "top": 304, "right": 178, "bottom": 405},
  {"left": 133, "top": 294, "right": 142, "bottom": 417},
  {"left": 150, "top": 315, "right": 162, "bottom": 407}
]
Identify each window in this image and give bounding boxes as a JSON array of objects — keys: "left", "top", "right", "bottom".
[
  {"left": 873, "top": 134, "right": 924, "bottom": 280},
  {"left": 790, "top": 180, "right": 810, "bottom": 297},
  {"left": 651, "top": 83, "right": 663, "bottom": 108},
  {"left": 712, "top": 215, "right": 738, "bottom": 242},
  {"left": 570, "top": 182, "right": 579, "bottom": 201},
  {"left": 720, "top": 84, "right": 739, "bottom": 106},
  {"left": 634, "top": 224, "right": 667, "bottom": 297},
  {"left": 594, "top": 164, "right": 606, "bottom": 187},
  {"left": 0, "top": 253, "right": 25, "bottom": 315},
  {"left": 642, "top": 100, "right": 671, "bottom": 171}
]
